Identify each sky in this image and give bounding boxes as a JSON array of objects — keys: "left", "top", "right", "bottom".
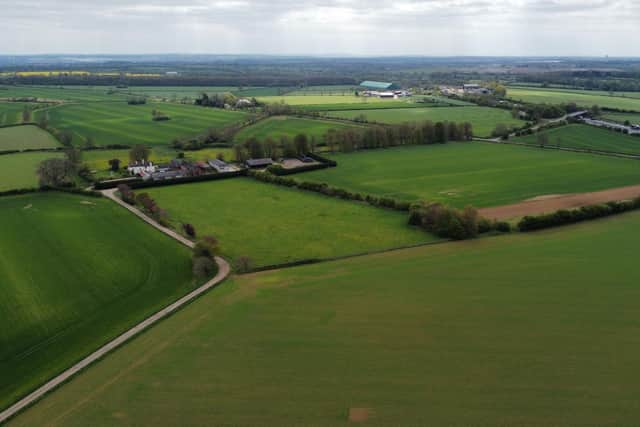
[{"left": 2, "top": 0, "right": 640, "bottom": 56}]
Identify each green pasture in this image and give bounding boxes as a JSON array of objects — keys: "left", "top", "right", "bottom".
[
  {"left": 120, "top": 86, "right": 240, "bottom": 99},
  {"left": 507, "top": 87, "right": 640, "bottom": 111},
  {"left": 233, "top": 116, "right": 363, "bottom": 143},
  {"left": 145, "top": 178, "right": 433, "bottom": 267},
  {"left": 513, "top": 124, "right": 640, "bottom": 155},
  {"left": 326, "top": 106, "right": 524, "bottom": 137},
  {"left": 0, "top": 192, "right": 198, "bottom": 411},
  {"left": 0, "top": 102, "right": 40, "bottom": 125},
  {"left": 300, "top": 143, "right": 640, "bottom": 207},
  {"left": 35, "top": 102, "right": 247, "bottom": 147},
  {"left": 258, "top": 95, "right": 409, "bottom": 106},
  {"left": 13, "top": 210, "right": 640, "bottom": 426},
  {"left": 601, "top": 111, "right": 640, "bottom": 125},
  {"left": 0, "top": 151, "right": 63, "bottom": 191},
  {"left": 0, "top": 86, "right": 127, "bottom": 102},
  {"left": 0, "top": 125, "right": 60, "bottom": 151}
]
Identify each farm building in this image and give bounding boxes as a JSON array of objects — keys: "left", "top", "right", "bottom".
[
  {"left": 246, "top": 158, "right": 274, "bottom": 168},
  {"left": 208, "top": 159, "right": 237, "bottom": 173},
  {"left": 127, "top": 161, "right": 157, "bottom": 177},
  {"left": 359, "top": 81, "right": 400, "bottom": 91}
]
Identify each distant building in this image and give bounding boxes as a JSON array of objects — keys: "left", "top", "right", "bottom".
[
  {"left": 245, "top": 158, "right": 274, "bottom": 168},
  {"left": 360, "top": 81, "right": 400, "bottom": 91},
  {"left": 463, "top": 84, "right": 491, "bottom": 95}
]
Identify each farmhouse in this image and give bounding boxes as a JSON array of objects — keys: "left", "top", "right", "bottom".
[
  {"left": 246, "top": 158, "right": 274, "bottom": 168},
  {"left": 127, "top": 161, "right": 157, "bottom": 177}
]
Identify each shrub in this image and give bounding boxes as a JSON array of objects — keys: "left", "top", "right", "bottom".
[
  {"left": 183, "top": 223, "right": 196, "bottom": 238},
  {"left": 409, "top": 202, "right": 484, "bottom": 240},
  {"left": 234, "top": 256, "right": 253, "bottom": 273},
  {"left": 192, "top": 256, "right": 216, "bottom": 278},
  {"left": 193, "top": 236, "right": 220, "bottom": 259},
  {"left": 117, "top": 184, "right": 135, "bottom": 205}
]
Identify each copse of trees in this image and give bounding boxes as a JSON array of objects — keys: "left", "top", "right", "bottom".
[
  {"left": 129, "top": 144, "right": 150, "bottom": 163},
  {"left": 127, "top": 96, "right": 147, "bottom": 105},
  {"left": 37, "top": 158, "right": 74, "bottom": 188},
  {"left": 408, "top": 202, "right": 480, "bottom": 240}
]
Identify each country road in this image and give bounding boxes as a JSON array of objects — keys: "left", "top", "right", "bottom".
[{"left": 0, "top": 190, "right": 231, "bottom": 425}]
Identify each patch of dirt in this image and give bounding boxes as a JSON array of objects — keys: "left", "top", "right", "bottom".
[
  {"left": 80, "top": 200, "right": 96, "bottom": 206},
  {"left": 23, "top": 204, "right": 32, "bottom": 210},
  {"left": 349, "top": 407, "right": 373, "bottom": 423},
  {"left": 480, "top": 184, "right": 640, "bottom": 220}
]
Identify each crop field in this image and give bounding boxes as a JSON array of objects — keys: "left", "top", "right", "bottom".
[
  {"left": 145, "top": 178, "right": 433, "bottom": 267},
  {"left": 0, "top": 86, "right": 127, "bottom": 102},
  {"left": 233, "top": 116, "right": 364, "bottom": 143},
  {"left": 0, "top": 125, "right": 60, "bottom": 151},
  {"left": 36, "top": 102, "right": 247, "bottom": 147},
  {"left": 513, "top": 124, "right": 640, "bottom": 155},
  {"left": 601, "top": 111, "right": 640, "bottom": 124},
  {"left": 257, "top": 95, "right": 413, "bottom": 106},
  {"left": 0, "top": 151, "right": 63, "bottom": 191},
  {"left": 120, "top": 86, "right": 240, "bottom": 99},
  {"left": 12, "top": 210, "right": 640, "bottom": 426},
  {"left": 326, "top": 106, "right": 524, "bottom": 137},
  {"left": 507, "top": 87, "right": 640, "bottom": 111},
  {"left": 0, "top": 192, "right": 197, "bottom": 410},
  {"left": 300, "top": 143, "right": 640, "bottom": 208}
]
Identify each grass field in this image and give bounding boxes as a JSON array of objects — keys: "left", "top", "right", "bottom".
[
  {"left": 233, "top": 116, "right": 363, "bottom": 143},
  {"left": 513, "top": 124, "right": 640, "bottom": 155},
  {"left": 326, "top": 106, "right": 524, "bottom": 137},
  {"left": 0, "top": 192, "right": 198, "bottom": 411},
  {"left": 507, "top": 87, "right": 640, "bottom": 111},
  {"left": 0, "top": 151, "right": 63, "bottom": 191},
  {"left": 0, "top": 125, "right": 60, "bottom": 151},
  {"left": 145, "top": 178, "right": 433, "bottom": 267},
  {"left": 257, "top": 95, "right": 417, "bottom": 106},
  {"left": 601, "top": 111, "right": 640, "bottom": 125},
  {"left": 35, "top": 102, "right": 247, "bottom": 147},
  {"left": 0, "top": 86, "right": 127, "bottom": 102},
  {"left": 299, "top": 143, "right": 640, "bottom": 207},
  {"left": 0, "top": 102, "right": 40, "bottom": 125},
  {"left": 12, "top": 210, "right": 640, "bottom": 426}
]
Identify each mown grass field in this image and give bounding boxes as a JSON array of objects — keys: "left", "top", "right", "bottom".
[
  {"left": 0, "top": 192, "right": 198, "bottom": 411},
  {"left": 12, "top": 210, "right": 640, "bottom": 426},
  {"left": 0, "top": 125, "right": 60, "bottom": 151},
  {"left": 513, "top": 124, "right": 640, "bottom": 155},
  {"left": 233, "top": 116, "right": 363, "bottom": 143},
  {"left": 327, "top": 106, "right": 524, "bottom": 137},
  {"left": 145, "top": 178, "right": 433, "bottom": 267},
  {"left": 0, "top": 86, "right": 127, "bottom": 102},
  {"left": 257, "top": 95, "right": 414, "bottom": 106},
  {"left": 300, "top": 143, "right": 640, "bottom": 207},
  {"left": 0, "top": 151, "right": 63, "bottom": 191},
  {"left": 507, "top": 87, "right": 640, "bottom": 111},
  {"left": 601, "top": 111, "right": 640, "bottom": 124},
  {"left": 36, "top": 102, "right": 247, "bottom": 147},
  {"left": 0, "top": 102, "right": 39, "bottom": 125}
]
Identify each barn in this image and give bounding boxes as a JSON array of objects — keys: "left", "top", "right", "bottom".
[{"left": 359, "top": 81, "right": 400, "bottom": 91}]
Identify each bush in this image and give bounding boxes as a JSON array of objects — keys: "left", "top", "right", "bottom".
[
  {"left": 409, "top": 202, "right": 480, "bottom": 240},
  {"left": 193, "top": 236, "right": 220, "bottom": 259},
  {"left": 183, "top": 223, "right": 196, "bottom": 238},
  {"left": 192, "top": 256, "right": 216, "bottom": 278},
  {"left": 234, "top": 256, "right": 253, "bottom": 273},
  {"left": 117, "top": 184, "right": 135, "bottom": 205}
]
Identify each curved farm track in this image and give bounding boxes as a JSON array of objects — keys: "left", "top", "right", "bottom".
[{"left": 479, "top": 184, "right": 640, "bottom": 220}]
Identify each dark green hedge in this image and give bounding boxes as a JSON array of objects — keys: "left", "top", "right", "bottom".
[{"left": 518, "top": 199, "right": 640, "bottom": 231}]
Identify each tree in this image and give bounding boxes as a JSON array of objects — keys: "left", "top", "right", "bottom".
[
  {"left": 193, "top": 236, "right": 220, "bottom": 259},
  {"left": 183, "top": 223, "right": 196, "bottom": 238},
  {"left": 117, "top": 184, "right": 135, "bottom": 204},
  {"left": 83, "top": 135, "right": 95, "bottom": 149},
  {"left": 216, "top": 152, "right": 225, "bottom": 161},
  {"left": 491, "top": 123, "right": 510, "bottom": 139},
  {"left": 22, "top": 107, "right": 32, "bottom": 123},
  {"left": 108, "top": 158, "right": 121, "bottom": 171},
  {"left": 129, "top": 144, "right": 150, "bottom": 163},
  {"left": 57, "top": 130, "right": 73, "bottom": 147},
  {"left": 293, "top": 133, "right": 309, "bottom": 156},
  {"left": 234, "top": 256, "right": 252, "bottom": 273},
  {"left": 64, "top": 147, "right": 82, "bottom": 171},
  {"left": 590, "top": 104, "right": 602, "bottom": 117},
  {"left": 192, "top": 256, "right": 216, "bottom": 278},
  {"left": 37, "top": 158, "right": 73, "bottom": 187}
]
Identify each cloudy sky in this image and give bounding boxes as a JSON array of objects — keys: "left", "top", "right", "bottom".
[{"left": 2, "top": 0, "right": 639, "bottom": 56}]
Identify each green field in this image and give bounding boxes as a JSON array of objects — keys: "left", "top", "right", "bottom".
[
  {"left": 257, "top": 95, "right": 417, "bottom": 106},
  {"left": 0, "top": 102, "right": 40, "bottom": 125},
  {"left": 0, "top": 151, "right": 63, "bottom": 191},
  {"left": 0, "top": 86, "right": 127, "bottom": 102},
  {"left": 12, "top": 210, "right": 640, "bottom": 426},
  {"left": 145, "top": 178, "right": 433, "bottom": 267},
  {"left": 35, "top": 102, "right": 247, "bottom": 147},
  {"left": 299, "top": 143, "right": 640, "bottom": 207},
  {"left": 507, "top": 87, "right": 640, "bottom": 111},
  {"left": 513, "top": 124, "right": 640, "bottom": 155},
  {"left": 601, "top": 111, "right": 640, "bottom": 125},
  {"left": 233, "top": 116, "right": 363, "bottom": 143},
  {"left": 0, "top": 125, "right": 60, "bottom": 151},
  {"left": 0, "top": 192, "right": 198, "bottom": 411},
  {"left": 326, "top": 106, "right": 524, "bottom": 138}
]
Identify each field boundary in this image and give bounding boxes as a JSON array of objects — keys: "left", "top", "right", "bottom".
[
  {"left": 473, "top": 138, "right": 640, "bottom": 160},
  {"left": 0, "top": 190, "right": 231, "bottom": 424}
]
